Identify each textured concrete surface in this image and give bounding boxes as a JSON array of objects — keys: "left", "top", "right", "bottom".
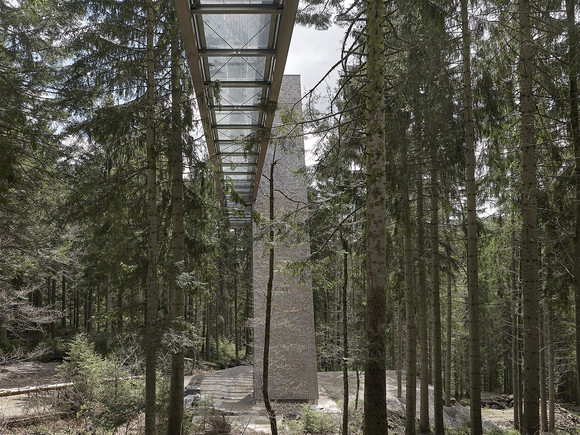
[
  {"left": 186, "top": 366, "right": 338, "bottom": 433},
  {"left": 251, "top": 75, "right": 318, "bottom": 402}
]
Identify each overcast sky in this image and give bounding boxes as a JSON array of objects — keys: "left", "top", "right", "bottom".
[
  {"left": 284, "top": 24, "right": 345, "bottom": 164},
  {"left": 285, "top": 24, "right": 345, "bottom": 106}
]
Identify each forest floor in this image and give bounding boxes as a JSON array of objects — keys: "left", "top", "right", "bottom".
[{"left": 1, "top": 362, "right": 580, "bottom": 433}]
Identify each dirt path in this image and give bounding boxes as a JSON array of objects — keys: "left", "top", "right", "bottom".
[{"left": 0, "top": 361, "right": 61, "bottom": 389}]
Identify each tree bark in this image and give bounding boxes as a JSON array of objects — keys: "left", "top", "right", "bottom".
[
  {"left": 144, "top": 0, "right": 158, "bottom": 431},
  {"left": 263, "top": 158, "right": 278, "bottom": 435},
  {"left": 445, "top": 264, "right": 452, "bottom": 408},
  {"left": 167, "top": 12, "right": 186, "bottom": 432},
  {"left": 512, "top": 278, "right": 521, "bottom": 431},
  {"left": 547, "top": 293, "right": 555, "bottom": 431},
  {"left": 396, "top": 300, "right": 403, "bottom": 399},
  {"left": 431, "top": 140, "right": 444, "bottom": 434},
  {"left": 539, "top": 305, "right": 548, "bottom": 432},
  {"left": 565, "top": 0, "right": 580, "bottom": 407},
  {"left": 461, "top": 0, "right": 482, "bottom": 432},
  {"left": 403, "top": 145, "right": 416, "bottom": 435},
  {"left": 341, "top": 234, "right": 349, "bottom": 435},
  {"left": 50, "top": 278, "right": 56, "bottom": 338},
  {"left": 363, "top": 0, "right": 388, "bottom": 433},
  {"left": 234, "top": 242, "right": 239, "bottom": 361},
  {"left": 519, "top": 0, "right": 540, "bottom": 432},
  {"left": 61, "top": 275, "right": 66, "bottom": 328},
  {"left": 417, "top": 159, "right": 429, "bottom": 433}
]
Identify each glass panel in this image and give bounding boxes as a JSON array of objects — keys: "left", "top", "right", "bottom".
[
  {"left": 215, "top": 110, "right": 260, "bottom": 125},
  {"left": 203, "top": 14, "right": 271, "bottom": 50},
  {"left": 216, "top": 128, "right": 255, "bottom": 140},
  {"left": 200, "top": 0, "right": 275, "bottom": 4},
  {"left": 216, "top": 87, "right": 263, "bottom": 106},
  {"left": 225, "top": 173, "right": 253, "bottom": 181},
  {"left": 208, "top": 57, "right": 266, "bottom": 81},
  {"left": 218, "top": 143, "right": 248, "bottom": 154},
  {"left": 223, "top": 165, "right": 253, "bottom": 173},
  {"left": 220, "top": 154, "right": 257, "bottom": 165}
]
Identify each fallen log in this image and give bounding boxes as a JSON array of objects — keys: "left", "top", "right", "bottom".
[
  {"left": 0, "top": 375, "right": 144, "bottom": 398},
  {"left": 0, "top": 383, "right": 72, "bottom": 398}
]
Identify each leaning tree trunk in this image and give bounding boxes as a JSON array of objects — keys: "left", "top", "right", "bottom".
[
  {"left": 167, "top": 13, "right": 186, "bottom": 433},
  {"left": 519, "top": 0, "right": 540, "bottom": 432},
  {"left": 363, "top": 0, "right": 388, "bottom": 432},
  {"left": 263, "top": 158, "right": 278, "bottom": 435},
  {"left": 144, "top": 0, "right": 158, "bottom": 432},
  {"left": 461, "top": 0, "right": 482, "bottom": 432}
]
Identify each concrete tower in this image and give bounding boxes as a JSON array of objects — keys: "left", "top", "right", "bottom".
[{"left": 252, "top": 75, "right": 318, "bottom": 402}]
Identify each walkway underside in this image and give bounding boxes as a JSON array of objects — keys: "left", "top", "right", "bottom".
[{"left": 173, "top": 0, "right": 298, "bottom": 227}]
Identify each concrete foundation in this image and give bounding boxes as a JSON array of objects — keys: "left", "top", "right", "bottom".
[{"left": 252, "top": 75, "right": 318, "bottom": 403}]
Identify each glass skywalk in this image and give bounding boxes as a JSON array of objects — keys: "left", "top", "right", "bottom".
[{"left": 174, "top": 0, "right": 298, "bottom": 227}]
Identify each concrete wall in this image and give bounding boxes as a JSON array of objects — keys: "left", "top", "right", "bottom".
[{"left": 252, "top": 75, "right": 318, "bottom": 402}]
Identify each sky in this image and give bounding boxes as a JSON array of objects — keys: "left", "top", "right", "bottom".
[
  {"left": 285, "top": 24, "right": 344, "bottom": 100},
  {"left": 284, "top": 24, "right": 346, "bottom": 164}
]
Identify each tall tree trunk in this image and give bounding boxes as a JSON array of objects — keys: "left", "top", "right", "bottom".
[
  {"left": 203, "top": 301, "right": 209, "bottom": 361},
  {"left": 50, "top": 278, "right": 56, "bottom": 338},
  {"left": 245, "top": 259, "right": 252, "bottom": 358},
  {"left": 547, "top": 293, "right": 555, "bottom": 431},
  {"left": 117, "top": 285, "right": 123, "bottom": 331},
  {"left": 106, "top": 277, "right": 113, "bottom": 350},
  {"left": 263, "top": 158, "right": 278, "bottom": 435},
  {"left": 61, "top": 275, "right": 66, "bottom": 328},
  {"left": 403, "top": 147, "right": 416, "bottom": 435},
  {"left": 539, "top": 306, "right": 547, "bottom": 432},
  {"left": 519, "top": 0, "right": 540, "bottom": 432},
  {"left": 417, "top": 159, "right": 429, "bottom": 433},
  {"left": 512, "top": 279, "right": 521, "bottom": 431},
  {"left": 566, "top": 0, "right": 580, "bottom": 407},
  {"left": 396, "top": 299, "right": 403, "bottom": 399},
  {"left": 215, "top": 293, "right": 219, "bottom": 361},
  {"left": 431, "top": 142, "right": 444, "bottom": 434},
  {"left": 511, "top": 224, "right": 522, "bottom": 430},
  {"left": 445, "top": 264, "right": 452, "bottom": 407},
  {"left": 461, "top": 0, "right": 482, "bottom": 431},
  {"left": 168, "top": 15, "right": 186, "bottom": 433},
  {"left": 363, "top": 0, "right": 388, "bottom": 433},
  {"left": 341, "top": 234, "right": 349, "bottom": 435},
  {"left": 86, "top": 287, "right": 93, "bottom": 332},
  {"left": 234, "top": 232, "right": 239, "bottom": 361},
  {"left": 144, "top": 0, "right": 158, "bottom": 431}
]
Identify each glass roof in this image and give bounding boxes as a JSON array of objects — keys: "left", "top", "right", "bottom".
[{"left": 174, "top": 0, "right": 298, "bottom": 227}]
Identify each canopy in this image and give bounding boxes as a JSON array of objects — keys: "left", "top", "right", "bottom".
[{"left": 174, "top": 0, "right": 298, "bottom": 227}]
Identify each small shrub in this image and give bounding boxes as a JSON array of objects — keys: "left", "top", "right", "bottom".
[
  {"left": 300, "top": 403, "right": 338, "bottom": 434},
  {"left": 55, "top": 333, "right": 144, "bottom": 430},
  {"left": 487, "top": 429, "right": 519, "bottom": 435},
  {"left": 216, "top": 338, "right": 245, "bottom": 369}
]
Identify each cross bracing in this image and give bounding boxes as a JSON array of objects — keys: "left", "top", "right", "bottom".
[{"left": 174, "top": 0, "right": 298, "bottom": 228}]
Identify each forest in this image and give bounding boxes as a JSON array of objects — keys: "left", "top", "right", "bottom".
[{"left": 1, "top": 0, "right": 580, "bottom": 434}]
